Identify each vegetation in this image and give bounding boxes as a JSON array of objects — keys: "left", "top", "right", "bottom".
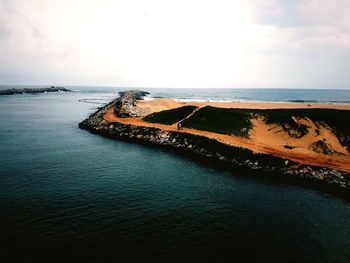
[
  {"left": 259, "top": 108, "right": 350, "bottom": 146},
  {"left": 144, "top": 105, "right": 350, "bottom": 149},
  {"left": 172, "top": 131, "right": 291, "bottom": 167},
  {"left": 181, "top": 106, "right": 253, "bottom": 137},
  {"left": 143, "top": 106, "right": 197, "bottom": 125},
  {"left": 180, "top": 106, "right": 350, "bottom": 145}
]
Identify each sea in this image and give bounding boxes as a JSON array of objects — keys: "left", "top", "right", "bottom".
[{"left": 0, "top": 86, "right": 349, "bottom": 262}]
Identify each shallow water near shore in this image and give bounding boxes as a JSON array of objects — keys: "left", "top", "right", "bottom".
[{"left": 0, "top": 89, "right": 350, "bottom": 262}]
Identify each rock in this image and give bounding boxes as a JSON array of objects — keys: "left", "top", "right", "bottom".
[
  {"left": 114, "top": 90, "right": 149, "bottom": 118},
  {"left": 330, "top": 170, "right": 342, "bottom": 177},
  {"left": 79, "top": 92, "right": 350, "bottom": 192},
  {"left": 308, "top": 140, "right": 336, "bottom": 155},
  {"left": 0, "top": 86, "right": 71, "bottom": 95},
  {"left": 316, "top": 173, "right": 325, "bottom": 180}
]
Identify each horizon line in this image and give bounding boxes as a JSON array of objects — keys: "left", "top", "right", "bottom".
[{"left": 0, "top": 84, "right": 349, "bottom": 90}]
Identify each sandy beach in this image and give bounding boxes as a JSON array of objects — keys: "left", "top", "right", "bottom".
[
  {"left": 136, "top": 98, "right": 350, "bottom": 115},
  {"left": 104, "top": 99, "right": 350, "bottom": 172}
]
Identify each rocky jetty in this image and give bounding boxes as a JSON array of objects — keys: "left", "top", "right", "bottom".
[
  {"left": 114, "top": 90, "right": 149, "bottom": 118},
  {"left": 79, "top": 91, "right": 350, "bottom": 194},
  {"left": 0, "top": 86, "right": 71, "bottom": 95}
]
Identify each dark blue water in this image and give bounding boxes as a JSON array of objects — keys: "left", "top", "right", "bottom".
[{"left": 0, "top": 89, "right": 350, "bottom": 262}]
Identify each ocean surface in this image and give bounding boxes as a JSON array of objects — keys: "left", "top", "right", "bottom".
[
  {"left": 2, "top": 85, "right": 350, "bottom": 104},
  {"left": 0, "top": 87, "right": 350, "bottom": 262}
]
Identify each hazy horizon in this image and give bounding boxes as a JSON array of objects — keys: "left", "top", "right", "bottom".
[
  {"left": 1, "top": 85, "right": 350, "bottom": 91},
  {"left": 1, "top": 0, "right": 349, "bottom": 89}
]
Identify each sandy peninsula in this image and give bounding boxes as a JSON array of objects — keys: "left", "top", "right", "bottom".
[{"left": 104, "top": 98, "right": 350, "bottom": 172}]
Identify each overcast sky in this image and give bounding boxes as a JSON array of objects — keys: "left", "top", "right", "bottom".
[{"left": 0, "top": 0, "right": 349, "bottom": 88}]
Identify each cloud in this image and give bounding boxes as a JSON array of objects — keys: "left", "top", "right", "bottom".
[
  {"left": 0, "top": 0, "right": 349, "bottom": 88},
  {"left": 249, "top": 0, "right": 303, "bottom": 28},
  {"left": 0, "top": 0, "right": 77, "bottom": 84},
  {"left": 242, "top": 0, "right": 350, "bottom": 88}
]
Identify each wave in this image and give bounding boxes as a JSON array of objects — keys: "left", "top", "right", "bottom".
[
  {"left": 329, "top": 100, "right": 350, "bottom": 104},
  {"left": 176, "top": 98, "right": 231, "bottom": 103},
  {"left": 147, "top": 96, "right": 350, "bottom": 105},
  {"left": 287, "top": 99, "right": 350, "bottom": 104},
  {"left": 78, "top": 99, "right": 109, "bottom": 105},
  {"left": 287, "top": 100, "right": 319, "bottom": 103}
]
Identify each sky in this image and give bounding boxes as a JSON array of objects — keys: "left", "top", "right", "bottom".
[{"left": 0, "top": 0, "right": 349, "bottom": 88}]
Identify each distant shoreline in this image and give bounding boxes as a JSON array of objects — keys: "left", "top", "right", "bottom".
[
  {"left": 146, "top": 96, "right": 350, "bottom": 105},
  {"left": 0, "top": 86, "right": 71, "bottom": 96},
  {"left": 144, "top": 98, "right": 350, "bottom": 111}
]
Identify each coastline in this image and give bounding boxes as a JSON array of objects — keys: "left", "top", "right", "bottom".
[
  {"left": 140, "top": 98, "right": 350, "bottom": 111},
  {"left": 144, "top": 88, "right": 350, "bottom": 107},
  {"left": 184, "top": 100, "right": 350, "bottom": 110},
  {"left": 135, "top": 98, "right": 350, "bottom": 118},
  {"left": 79, "top": 92, "right": 350, "bottom": 193}
]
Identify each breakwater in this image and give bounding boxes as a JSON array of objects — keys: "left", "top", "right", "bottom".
[
  {"left": 79, "top": 95, "right": 350, "bottom": 193},
  {"left": 0, "top": 86, "right": 71, "bottom": 95}
]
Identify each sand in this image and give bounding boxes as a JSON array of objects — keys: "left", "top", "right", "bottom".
[
  {"left": 105, "top": 99, "right": 350, "bottom": 172},
  {"left": 136, "top": 98, "right": 350, "bottom": 115},
  {"left": 136, "top": 98, "right": 182, "bottom": 115}
]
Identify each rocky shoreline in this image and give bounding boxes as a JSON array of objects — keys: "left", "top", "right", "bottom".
[
  {"left": 0, "top": 86, "right": 71, "bottom": 95},
  {"left": 79, "top": 91, "right": 350, "bottom": 194}
]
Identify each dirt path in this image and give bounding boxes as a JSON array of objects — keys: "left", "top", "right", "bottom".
[
  {"left": 104, "top": 107, "right": 350, "bottom": 172},
  {"left": 175, "top": 106, "right": 200, "bottom": 126}
]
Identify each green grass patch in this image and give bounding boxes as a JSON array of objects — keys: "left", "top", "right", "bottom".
[
  {"left": 181, "top": 106, "right": 253, "bottom": 137},
  {"left": 143, "top": 105, "right": 197, "bottom": 125},
  {"left": 261, "top": 110, "right": 309, "bottom": 138},
  {"left": 180, "top": 106, "right": 350, "bottom": 144},
  {"left": 144, "top": 105, "right": 350, "bottom": 149},
  {"left": 260, "top": 108, "right": 350, "bottom": 148},
  {"left": 260, "top": 108, "right": 350, "bottom": 140}
]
